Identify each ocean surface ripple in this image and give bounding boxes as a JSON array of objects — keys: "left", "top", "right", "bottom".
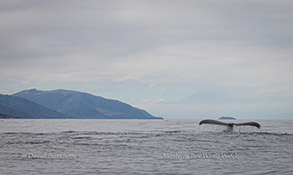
[{"left": 0, "top": 119, "right": 292, "bottom": 175}]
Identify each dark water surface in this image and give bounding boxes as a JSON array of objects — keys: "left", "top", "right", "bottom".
[{"left": 0, "top": 119, "right": 292, "bottom": 175}]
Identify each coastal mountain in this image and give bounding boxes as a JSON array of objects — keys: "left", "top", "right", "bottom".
[
  {"left": 13, "top": 89, "right": 162, "bottom": 119},
  {"left": 0, "top": 94, "right": 65, "bottom": 118},
  {"left": 0, "top": 103, "right": 29, "bottom": 118}
]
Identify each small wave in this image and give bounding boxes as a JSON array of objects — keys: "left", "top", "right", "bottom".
[
  {"left": 1, "top": 132, "right": 50, "bottom": 136},
  {"left": 6, "top": 140, "right": 51, "bottom": 145},
  {"left": 164, "top": 130, "right": 182, "bottom": 133},
  {"left": 252, "top": 132, "right": 293, "bottom": 136},
  {"left": 2, "top": 132, "right": 35, "bottom": 135},
  {"left": 72, "top": 136, "right": 92, "bottom": 140},
  {"left": 60, "top": 130, "right": 78, "bottom": 134}
]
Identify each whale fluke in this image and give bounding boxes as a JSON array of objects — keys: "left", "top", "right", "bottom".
[
  {"left": 234, "top": 122, "right": 261, "bottom": 128},
  {"left": 199, "top": 119, "right": 229, "bottom": 126},
  {"left": 199, "top": 119, "right": 261, "bottom": 129}
]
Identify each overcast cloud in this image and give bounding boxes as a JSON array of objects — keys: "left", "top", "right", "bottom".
[{"left": 1, "top": 0, "right": 293, "bottom": 119}]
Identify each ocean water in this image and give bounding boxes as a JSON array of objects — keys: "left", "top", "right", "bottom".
[{"left": 0, "top": 119, "right": 292, "bottom": 175}]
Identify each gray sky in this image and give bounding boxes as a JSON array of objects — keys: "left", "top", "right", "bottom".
[{"left": 1, "top": 0, "right": 293, "bottom": 119}]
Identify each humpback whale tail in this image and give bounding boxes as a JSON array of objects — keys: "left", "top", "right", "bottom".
[{"left": 199, "top": 119, "right": 261, "bottom": 132}]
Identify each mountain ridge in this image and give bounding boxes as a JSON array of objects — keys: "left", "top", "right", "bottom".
[
  {"left": 0, "top": 94, "right": 66, "bottom": 118},
  {"left": 12, "top": 89, "right": 162, "bottom": 119}
]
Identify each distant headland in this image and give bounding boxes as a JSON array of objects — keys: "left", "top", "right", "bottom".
[
  {"left": 0, "top": 89, "right": 163, "bottom": 119},
  {"left": 218, "top": 116, "right": 236, "bottom": 120}
]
